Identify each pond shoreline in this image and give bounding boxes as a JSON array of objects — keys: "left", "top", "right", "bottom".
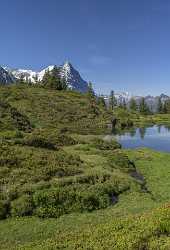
[{"left": 105, "top": 124, "right": 170, "bottom": 153}]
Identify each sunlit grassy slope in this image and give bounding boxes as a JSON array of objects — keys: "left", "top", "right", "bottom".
[
  {"left": 0, "top": 84, "right": 111, "bottom": 133},
  {"left": 1, "top": 148, "right": 170, "bottom": 249},
  {"left": 0, "top": 85, "right": 170, "bottom": 249}
]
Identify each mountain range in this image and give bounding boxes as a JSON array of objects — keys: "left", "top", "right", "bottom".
[
  {"left": 0, "top": 61, "right": 169, "bottom": 112},
  {"left": 2, "top": 62, "right": 89, "bottom": 93},
  {"left": 103, "top": 92, "right": 170, "bottom": 112}
]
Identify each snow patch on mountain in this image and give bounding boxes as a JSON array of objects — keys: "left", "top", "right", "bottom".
[
  {"left": 38, "top": 65, "right": 55, "bottom": 82},
  {"left": 4, "top": 62, "right": 89, "bottom": 93},
  {"left": 59, "top": 62, "right": 88, "bottom": 92},
  {"left": 0, "top": 67, "right": 16, "bottom": 84}
]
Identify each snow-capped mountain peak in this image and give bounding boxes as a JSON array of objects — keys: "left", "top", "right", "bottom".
[
  {"left": 59, "top": 62, "right": 88, "bottom": 92},
  {"left": 2, "top": 62, "right": 89, "bottom": 92}
]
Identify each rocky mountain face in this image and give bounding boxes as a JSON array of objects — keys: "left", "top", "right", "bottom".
[
  {"left": 0, "top": 67, "right": 16, "bottom": 84},
  {"left": 3, "top": 62, "right": 89, "bottom": 93},
  {"left": 59, "top": 62, "right": 88, "bottom": 92}
]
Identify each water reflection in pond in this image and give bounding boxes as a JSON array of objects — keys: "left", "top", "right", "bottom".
[{"left": 108, "top": 125, "right": 170, "bottom": 153}]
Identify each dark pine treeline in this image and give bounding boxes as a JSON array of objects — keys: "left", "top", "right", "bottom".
[{"left": 106, "top": 90, "right": 170, "bottom": 115}]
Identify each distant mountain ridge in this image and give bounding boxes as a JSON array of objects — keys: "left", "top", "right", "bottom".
[
  {"left": 0, "top": 62, "right": 170, "bottom": 110},
  {"left": 103, "top": 92, "right": 170, "bottom": 112},
  {"left": 2, "top": 62, "right": 89, "bottom": 93}
]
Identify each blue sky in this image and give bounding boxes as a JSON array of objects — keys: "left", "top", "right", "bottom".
[{"left": 1, "top": 0, "right": 170, "bottom": 95}]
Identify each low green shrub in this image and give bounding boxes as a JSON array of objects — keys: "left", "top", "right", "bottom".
[
  {"left": 21, "top": 132, "right": 77, "bottom": 149},
  {"left": 54, "top": 134, "right": 77, "bottom": 146},
  {"left": 0, "top": 200, "right": 8, "bottom": 219},
  {"left": 108, "top": 151, "right": 135, "bottom": 172},
  {"left": 33, "top": 187, "right": 70, "bottom": 218},
  {"left": 10, "top": 195, "right": 33, "bottom": 217},
  {"left": 10, "top": 107, "right": 32, "bottom": 132},
  {"left": 114, "top": 108, "right": 134, "bottom": 129},
  {"left": 33, "top": 180, "right": 122, "bottom": 218},
  {"left": 22, "top": 135, "right": 57, "bottom": 150},
  {"left": 0, "top": 142, "right": 21, "bottom": 167},
  {"left": 92, "top": 138, "right": 121, "bottom": 150},
  {"left": 80, "top": 191, "right": 110, "bottom": 211},
  {"left": 75, "top": 171, "right": 111, "bottom": 185}
]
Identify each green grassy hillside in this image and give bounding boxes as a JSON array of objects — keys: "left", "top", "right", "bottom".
[
  {"left": 0, "top": 85, "right": 137, "bottom": 220},
  {"left": 1, "top": 84, "right": 170, "bottom": 249},
  {"left": 0, "top": 84, "right": 112, "bottom": 134},
  {"left": 1, "top": 148, "right": 170, "bottom": 249}
]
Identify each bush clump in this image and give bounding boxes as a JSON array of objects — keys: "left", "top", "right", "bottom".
[
  {"left": 0, "top": 200, "right": 8, "bottom": 219},
  {"left": 33, "top": 181, "right": 121, "bottom": 218},
  {"left": 10, "top": 107, "right": 32, "bottom": 132},
  {"left": 0, "top": 142, "right": 21, "bottom": 167},
  {"left": 108, "top": 151, "right": 135, "bottom": 173},
  {"left": 21, "top": 132, "right": 77, "bottom": 149},
  {"left": 92, "top": 138, "right": 121, "bottom": 150},
  {"left": 54, "top": 134, "right": 77, "bottom": 146},
  {"left": 10, "top": 195, "right": 33, "bottom": 217},
  {"left": 22, "top": 135, "right": 57, "bottom": 150}
]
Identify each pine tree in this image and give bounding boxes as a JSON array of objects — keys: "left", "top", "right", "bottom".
[
  {"left": 42, "top": 69, "right": 51, "bottom": 85},
  {"left": 42, "top": 67, "right": 67, "bottom": 90},
  {"left": 87, "top": 82, "right": 99, "bottom": 115},
  {"left": 129, "top": 98, "right": 137, "bottom": 111},
  {"left": 157, "top": 97, "right": 163, "bottom": 113},
  {"left": 163, "top": 101, "right": 168, "bottom": 114},
  {"left": 163, "top": 100, "right": 170, "bottom": 113},
  {"left": 122, "top": 98, "right": 127, "bottom": 110},
  {"left": 109, "top": 90, "right": 117, "bottom": 110},
  {"left": 118, "top": 102, "right": 123, "bottom": 109},
  {"left": 87, "top": 82, "right": 95, "bottom": 99},
  {"left": 33, "top": 74, "right": 39, "bottom": 84},
  {"left": 97, "top": 96, "right": 106, "bottom": 108},
  {"left": 139, "top": 97, "right": 150, "bottom": 115},
  {"left": 118, "top": 99, "right": 126, "bottom": 110}
]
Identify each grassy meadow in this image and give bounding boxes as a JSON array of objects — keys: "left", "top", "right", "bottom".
[{"left": 1, "top": 85, "right": 170, "bottom": 249}]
